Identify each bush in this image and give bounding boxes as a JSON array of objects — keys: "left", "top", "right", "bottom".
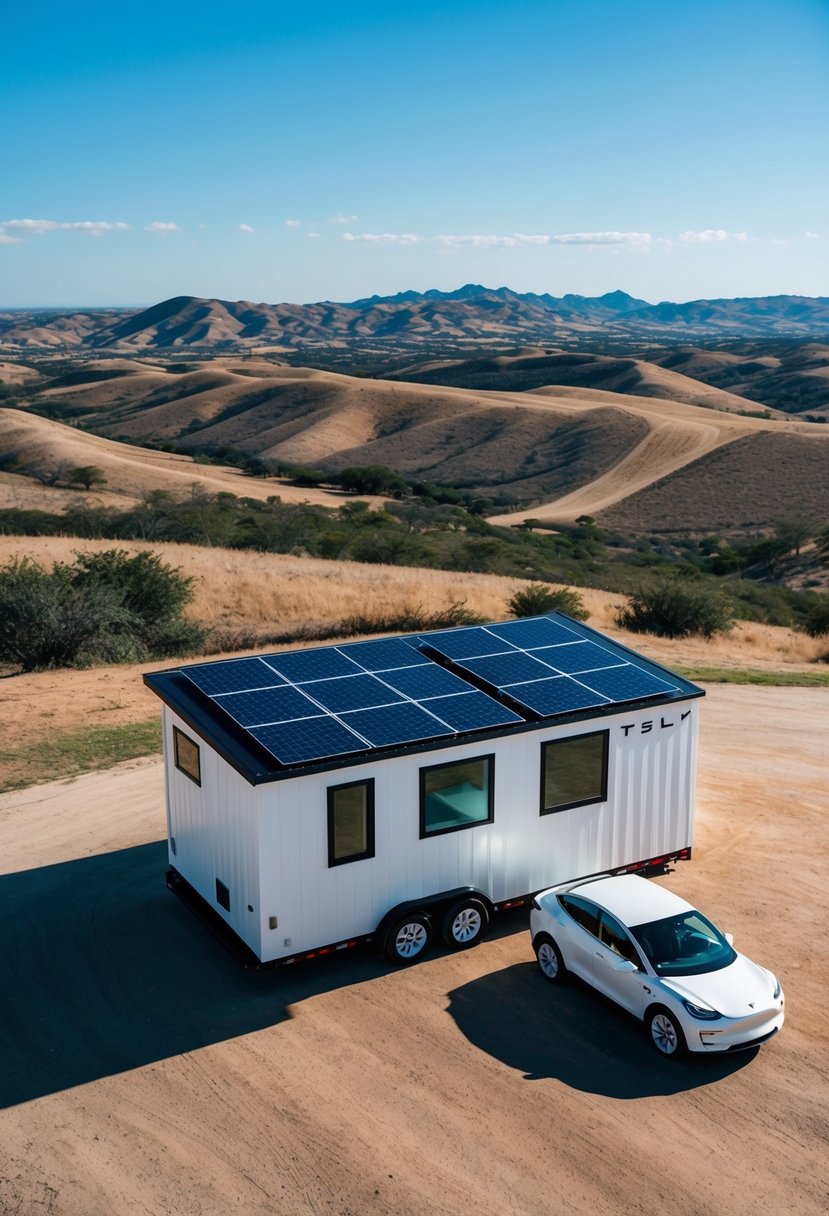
[
  {"left": 0, "top": 549, "right": 208, "bottom": 671},
  {"left": 508, "top": 582, "right": 588, "bottom": 620},
  {"left": 801, "top": 596, "right": 829, "bottom": 637},
  {"left": 616, "top": 579, "right": 734, "bottom": 639}
]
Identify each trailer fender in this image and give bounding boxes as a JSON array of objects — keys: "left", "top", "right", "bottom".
[{"left": 376, "top": 887, "right": 495, "bottom": 958}]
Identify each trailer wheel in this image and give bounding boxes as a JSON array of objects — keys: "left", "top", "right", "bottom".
[
  {"left": 440, "top": 897, "right": 489, "bottom": 949},
  {"left": 385, "top": 913, "right": 432, "bottom": 965}
]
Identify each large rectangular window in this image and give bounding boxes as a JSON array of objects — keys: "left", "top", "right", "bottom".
[
  {"left": 420, "top": 755, "right": 494, "bottom": 838},
  {"left": 541, "top": 730, "right": 608, "bottom": 814},
  {"left": 173, "top": 726, "right": 201, "bottom": 786},
  {"left": 327, "top": 779, "right": 375, "bottom": 867}
]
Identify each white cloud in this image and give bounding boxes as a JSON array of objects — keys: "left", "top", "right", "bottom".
[
  {"left": 3, "top": 218, "right": 130, "bottom": 237},
  {"left": 551, "top": 231, "right": 653, "bottom": 249},
  {"left": 307, "top": 231, "right": 321, "bottom": 239},
  {"left": 0, "top": 232, "right": 23, "bottom": 244},
  {"left": 238, "top": 223, "right": 255, "bottom": 233},
  {"left": 145, "top": 222, "right": 181, "bottom": 234},
  {"left": 284, "top": 219, "right": 301, "bottom": 228},
  {"left": 804, "top": 230, "right": 820, "bottom": 240},
  {"left": 329, "top": 212, "right": 358, "bottom": 224},
  {"left": 678, "top": 229, "right": 747, "bottom": 243},
  {"left": 436, "top": 233, "right": 550, "bottom": 248},
  {"left": 343, "top": 232, "right": 421, "bottom": 245}
]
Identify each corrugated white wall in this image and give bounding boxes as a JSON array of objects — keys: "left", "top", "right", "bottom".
[
  {"left": 252, "top": 699, "right": 699, "bottom": 962},
  {"left": 163, "top": 708, "right": 262, "bottom": 957}
]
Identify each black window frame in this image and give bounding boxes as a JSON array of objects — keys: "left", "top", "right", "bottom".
[
  {"left": 559, "top": 894, "right": 601, "bottom": 938},
  {"left": 327, "top": 778, "right": 375, "bottom": 867},
  {"left": 173, "top": 725, "right": 201, "bottom": 786},
  {"left": 540, "top": 729, "right": 609, "bottom": 815},
  {"left": 419, "top": 753, "right": 495, "bottom": 840}
]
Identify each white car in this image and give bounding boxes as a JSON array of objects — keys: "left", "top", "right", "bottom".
[{"left": 530, "top": 874, "right": 784, "bottom": 1056}]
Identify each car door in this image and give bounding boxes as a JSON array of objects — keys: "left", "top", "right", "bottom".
[
  {"left": 589, "top": 910, "right": 649, "bottom": 1016},
  {"left": 557, "top": 895, "right": 602, "bottom": 982}
]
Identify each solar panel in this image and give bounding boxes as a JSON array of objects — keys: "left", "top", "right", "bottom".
[
  {"left": 339, "top": 702, "right": 454, "bottom": 748},
  {"left": 579, "top": 665, "right": 678, "bottom": 702},
  {"left": 505, "top": 676, "right": 609, "bottom": 717},
  {"left": 249, "top": 716, "right": 367, "bottom": 766},
  {"left": 527, "top": 641, "right": 625, "bottom": 675},
  {"left": 266, "top": 646, "right": 364, "bottom": 683},
  {"left": 422, "top": 692, "right": 524, "bottom": 732},
  {"left": 297, "top": 674, "right": 406, "bottom": 714},
  {"left": 460, "top": 650, "right": 557, "bottom": 687},
  {"left": 217, "top": 684, "right": 321, "bottom": 728},
  {"left": 380, "top": 664, "right": 473, "bottom": 700},
  {"left": 423, "top": 626, "right": 517, "bottom": 660},
  {"left": 487, "top": 617, "right": 582, "bottom": 649},
  {"left": 184, "top": 657, "right": 286, "bottom": 696},
  {"left": 338, "top": 636, "right": 429, "bottom": 672}
]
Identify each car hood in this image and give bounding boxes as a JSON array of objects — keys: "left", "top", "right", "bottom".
[{"left": 661, "top": 954, "right": 777, "bottom": 1018}]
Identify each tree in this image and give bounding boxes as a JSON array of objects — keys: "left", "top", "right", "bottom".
[{"left": 68, "top": 465, "right": 107, "bottom": 491}]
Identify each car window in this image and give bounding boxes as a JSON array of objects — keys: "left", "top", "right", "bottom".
[
  {"left": 599, "top": 911, "right": 642, "bottom": 966},
  {"left": 559, "top": 894, "right": 600, "bottom": 938},
  {"left": 631, "top": 910, "right": 737, "bottom": 976}
]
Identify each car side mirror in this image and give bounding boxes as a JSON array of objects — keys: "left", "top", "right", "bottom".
[
  {"left": 725, "top": 932, "right": 734, "bottom": 946},
  {"left": 613, "top": 958, "right": 638, "bottom": 972}
]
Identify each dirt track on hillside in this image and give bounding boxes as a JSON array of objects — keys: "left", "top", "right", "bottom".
[{"left": 0, "top": 684, "right": 827, "bottom": 1216}]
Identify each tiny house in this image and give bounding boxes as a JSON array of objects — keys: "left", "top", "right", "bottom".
[{"left": 144, "top": 614, "right": 704, "bottom": 965}]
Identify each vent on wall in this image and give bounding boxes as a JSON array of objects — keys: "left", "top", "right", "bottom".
[{"left": 215, "top": 878, "right": 230, "bottom": 911}]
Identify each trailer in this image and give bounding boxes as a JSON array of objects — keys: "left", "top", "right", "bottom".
[{"left": 143, "top": 613, "right": 704, "bottom": 966}]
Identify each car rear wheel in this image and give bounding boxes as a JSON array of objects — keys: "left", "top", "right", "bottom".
[
  {"left": 647, "top": 1006, "right": 687, "bottom": 1057},
  {"left": 534, "top": 934, "right": 566, "bottom": 983},
  {"left": 385, "top": 913, "right": 432, "bottom": 965},
  {"left": 440, "top": 897, "right": 488, "bottom": 950}
]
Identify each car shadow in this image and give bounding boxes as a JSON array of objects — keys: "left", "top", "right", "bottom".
[
  {"left": 447, "top": 962, "right": 756, "bottom": 1098},
  {"left": 0, "top": 841, "right": 386, "bottom": 1109}
]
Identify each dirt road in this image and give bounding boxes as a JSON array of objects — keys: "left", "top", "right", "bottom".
[{"left": 0, "top": 686, "right": 827, "bottom": 1216}]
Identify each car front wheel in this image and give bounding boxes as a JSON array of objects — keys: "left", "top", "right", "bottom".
[
  {"left": 534, "top": 934, "right": 566, "bottom": 983},
  {"left": 647, "top": 1006, "right": 687, "bottom": 1057}
]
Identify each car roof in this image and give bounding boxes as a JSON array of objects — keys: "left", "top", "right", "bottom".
[{"left": 565, "top": 874, "right": 696, "bottom": 925}]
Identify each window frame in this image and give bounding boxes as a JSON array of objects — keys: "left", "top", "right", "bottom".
[
  {"left": 327, "top": 777, "right": 375, "bottom": 868},
  {"left": 419, "top": 753, "right": 495, "bottom": 840},
  {"left": 540, "top": 729, "right": 609, "bottom": 815},
  {"left": 173, "top": 725, "right": 201, "bottom": 786}
]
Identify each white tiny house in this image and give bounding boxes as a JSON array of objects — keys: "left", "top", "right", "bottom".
[{"left": 145, "top": 614, "right": 703, "bottom": 965}]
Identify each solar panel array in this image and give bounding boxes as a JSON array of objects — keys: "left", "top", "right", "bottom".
[
  {"left": 182, "top": 635, "right": 524, "bottom": 766},
  {"left": 419, "top": 617, "right": 679, "bottom": 718}
]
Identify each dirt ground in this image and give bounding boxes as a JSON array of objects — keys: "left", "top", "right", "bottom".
[{"left": 0, "top": 684, "right": 827, "bottom": 1216}]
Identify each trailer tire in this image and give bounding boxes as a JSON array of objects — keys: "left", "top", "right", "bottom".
[
  {"left": 385, "top": 912, "right": 432, "bottom": 965},
  {"left": 440, "top": 897, "right": 489, "bottom": 949}
]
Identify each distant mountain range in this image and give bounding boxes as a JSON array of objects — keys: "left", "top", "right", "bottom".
[{"left": 2, "top": 285, "right": 829, "bottom": 353}]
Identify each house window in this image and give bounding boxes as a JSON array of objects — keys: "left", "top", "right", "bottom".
[
  {"left": 328, "top": 779, "right": 375, "bottom": 866},
  {"left": 420, "top": 755, "right": 494, "bottom": 838},
  {"left": 541, "top": 730, "right": 608, "bottom": 814},
  {"left": 173, "top": 726, "right": 201, "bottom": 786}
]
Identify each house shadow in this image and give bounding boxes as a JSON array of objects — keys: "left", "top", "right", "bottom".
[
  {"left": 0, "top": 841, "right": 384, "bottom": 1109},
  {"left": 447, "top": 962, "right": 756, "bottom": 1098}
]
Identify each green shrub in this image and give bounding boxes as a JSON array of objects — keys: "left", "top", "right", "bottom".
[
  {"left": 616, "top": 579, "right": 734, "bottom": 639},
  {"left": 508, "top": 582, "right": 588, "bottom": 620},
  {"left": 801, "top": 596, "right": 829, "bottom": 637}
]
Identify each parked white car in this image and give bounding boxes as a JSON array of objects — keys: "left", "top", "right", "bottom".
[{"left": 530, "top": 874, "right": 784, "bottom": 1056}]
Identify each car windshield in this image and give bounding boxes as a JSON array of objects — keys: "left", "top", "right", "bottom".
[{"left": 630, "top": 910, "right": 737, "bottom": 977}]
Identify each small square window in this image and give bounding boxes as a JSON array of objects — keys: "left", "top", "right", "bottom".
[
  {"left": 541, "top": 730, "right": 608, "bottom": 814},
  {"left": 420, "top": 755, "right": 494, "bottom": 838},
  {"left": 327, "top": 779, "right": 375, "bottom": 867},
  {"left": 173, "top": 726, "right": 201, "bottom": 786}
]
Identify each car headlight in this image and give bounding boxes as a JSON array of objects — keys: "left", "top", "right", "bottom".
[{"left": 681, "top": 999, "right": 721, "bottom": 1020}]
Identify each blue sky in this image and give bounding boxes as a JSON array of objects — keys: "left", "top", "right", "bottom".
[{"left": 2, "top": 0, "right": 827, "bottom": 307}]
